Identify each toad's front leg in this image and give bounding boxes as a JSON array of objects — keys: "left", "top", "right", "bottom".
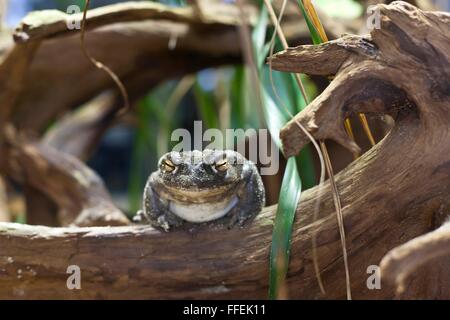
[
  {"left": 134, "top": 185, "right": 183, "bottom": 231},
  {"left": 228, "top": 169, "right": 265, "bottom": 228}
]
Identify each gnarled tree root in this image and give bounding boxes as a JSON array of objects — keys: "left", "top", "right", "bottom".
[
  {"left": 270, "top": 1, "right": 450, "bottom": 296},
  {"left": 0, "top": 1, "right": 449, "bottom": 299},
  {"left": 380, "top": 222, "right": 450, "bottom": 294},
  {"left": 0, "top": 126, "right": 129, "bottom": 227}
]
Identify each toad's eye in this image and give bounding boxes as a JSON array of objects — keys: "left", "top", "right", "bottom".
[
  {"left": 214, "top": 159, "right": 228, "bottom": 172},
  {"left": 161, "top": 159, "right": 176, "bottom": 173}
]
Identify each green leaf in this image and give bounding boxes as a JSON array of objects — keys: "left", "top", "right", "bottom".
[
  {"left": 193, "top": 81, "right": 220, "bottom": 129},
  {"left": 128, "top": 95, "right": 164, "bottom": 213},
  {"left": 297, "top": 0, "right": 324, "bottom": 45},
  {"left": 297, "top": 146, "right": 316, "bottom": 189},
  {"left": 261, "top": 67, "right": 317, "bottom": 188},
  {"left": 128, "top": 100, "right": 151, "bottom": 214},
  {"left": 281, "top": 73, "right": 317, "bottom": 189},
  {"left": 261, "top": 89, "right": 289, "bottom": 149},
  {"left": 230, "top": 66, "right": 250, "bottom": 129},
  {"left": 249, "top": 4, "right": 305, "bottom": 299},
  {"left": 252, "top": 5, "right": 270, "bottom": 67},
  {"left": 269, "top": 157, "right": 302, "bottom": 299}
]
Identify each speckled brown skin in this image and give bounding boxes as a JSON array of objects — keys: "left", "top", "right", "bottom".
[{"left": 133, "top": 150, "right": 265, "bottom": 231}]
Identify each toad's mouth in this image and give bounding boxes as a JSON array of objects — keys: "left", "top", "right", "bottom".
[
  {"left": 156, "top": 183, "right": 237, "bottom": 203},
  {"left": 169, "top": 195, "right": 238, "bottom": 223}
]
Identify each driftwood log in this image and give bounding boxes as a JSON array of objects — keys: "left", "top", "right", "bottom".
[
  {"left": 0, "top": 1, "right": 449, "bottom": 299},
  {"left": 271, "top": 1, "right": 450, "bottom": 298}
]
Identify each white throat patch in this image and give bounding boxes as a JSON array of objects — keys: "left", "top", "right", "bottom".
[{"left": 169, "top": 196, "right": 238, "bottom": 223}]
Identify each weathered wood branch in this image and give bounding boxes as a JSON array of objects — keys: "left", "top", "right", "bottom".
[
  {"left": 13, "top": 2, "right": 257, "bottom": 43},
  {"left": 0, "top": 178, "right": 8, "bottom": 222},
  {"left": 0, "top": 1, "right": 449, "bottom": 299},
  {"left": 0, "top": 126, "right": 129, "bottom": 227},
  {"left": 0, "top": 41, "right": 40, "bottom": 127},
  {"left": 6, "top": 2, "right": 252, "bottom": 132},
  {"left": 43, "top": 93, "right": 119, "bottom": 161},
  {"left": 380, "top": 222, "right": 450, "bottom": 293},
  {"left": 268, "top": 35, "right": 373, "bottom": 76},
  {"left": 273, "top": 4, "right": 449, "bottom": 156},
  {"left": 270, "top": 1, "right": 450, "bottom": 295}
]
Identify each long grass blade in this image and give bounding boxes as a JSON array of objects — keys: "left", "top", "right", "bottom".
[
  {"left": 230, "top": 66, "right": 251, "bottom": 129},
  {"left": 235, "top": 0, "right": 305, "bottom": 299},
  {"left": 297, "top": 0, "right": 327, "bottom": 44},
  {"left": 269, "top": 157, "right": 302, "bottom": 299},
  {"left": 297, "top": 0, "right": 353, "bottom": 299},
  {"left": 265, "top": 0, "right": 327, "bottom": 295}
]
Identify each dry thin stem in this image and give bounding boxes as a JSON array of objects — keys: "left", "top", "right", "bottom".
[
  {"left": 296, "top": 0, "right": 352, "bottom": 299},
  {"left": 344, "top": 118, "right": 359, "bottom": 159},
  {"left": 81, "top": 0, "right": 130, "bottom": 117},
  {"left": 265, "top": 0, "right": 326, "bottom": 295},
  {"left": 265, "top": 0, "right": 352, "bottom": 299},
  {"left": 320, "top": 142, "right": 351, "bottom": 300},
  {"left": 301, "top": 0, "right": 375, "bottom": 150},
  {"left": 265, "top": 0, "right": 309, "bottom": 102},
  {"left": 358, "top": 113, "right": 376, "bottom": 146}
]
